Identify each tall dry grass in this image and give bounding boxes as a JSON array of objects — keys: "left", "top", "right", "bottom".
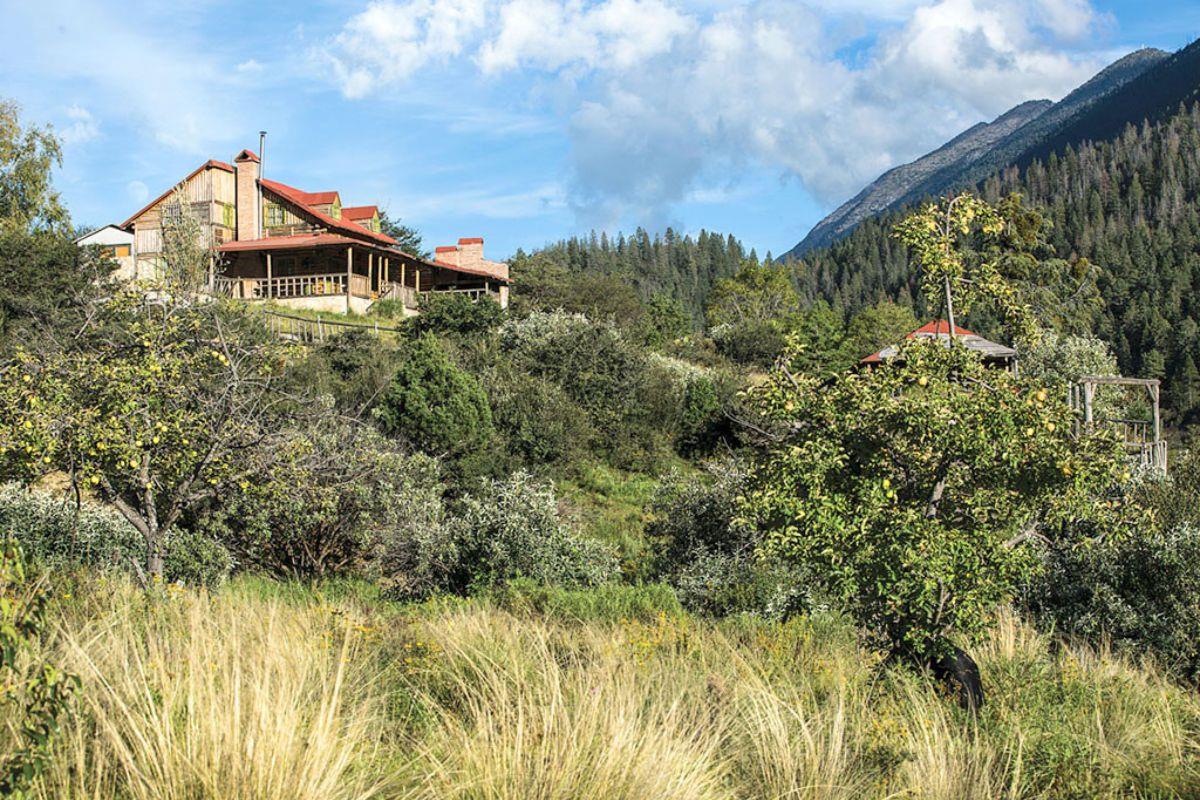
[
  {"left": 17, "top": 578, "right": 1200, "bottom": 799},
  {"left": 29, "top": 579, "right": 392, "bottom": 800}
]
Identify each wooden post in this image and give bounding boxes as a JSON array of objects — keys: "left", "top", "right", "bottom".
[
  {"left": 415, "top": 267, "right": 421, "bottom": 294},
  {"left": 1152, "top": 383, "right": 1161, "bottom": 443},
  {"left": 265, "top": 253, "right": 272, "bottom": 300},
  {"left": 400, "top": 261, "right": 406, "bottom": 289},
  {"left": 346, "top": 246, "right": 353, "bottom": 313},
  {"left": 1083, "top": 382, "right": 1094, "bottom": 425},
  {"left": 368, "top": 252, "right": 374, "bottom": 293}
]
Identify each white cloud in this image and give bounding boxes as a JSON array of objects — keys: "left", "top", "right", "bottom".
[
  {"left": 320, "top": 0, "right": 1111, "bottom": 222},
  {"left": 60, "top": 105, "right": 100, "bottom": 145},
  {"left": 236, "top": 59, "right": 265, "bottom": 73},
  {"left": 324, "top": 0, "right": 489, "bottom": 99}
]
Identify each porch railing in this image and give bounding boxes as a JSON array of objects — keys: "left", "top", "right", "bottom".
[
  {"left": 430, "top": 286, "right": 500, "bottom": 302},
  {"left": 213, "top": 273, "right": 354, "bottom": 300}
]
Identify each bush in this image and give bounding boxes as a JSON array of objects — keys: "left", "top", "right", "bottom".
[
  {"left": 648, "top": 463, "right": 807, "bottom": 617},
  {"left": 374, "top": 333, "right": 494, "bottom": 457},
  {"left": 0, "top": 484, "right": 230, "bottom": 587},
  {"left": 411, "top": 293, "right": 503, "bottom": 337},
  {"left": 294, "top": 328, "right": 402, "bottom": 414},
  {"left": 500, "top": 311, "right": 678, "bottom": 469},
  {"left": 197, "top": 424, "right": 441, "bottom": 581},
  {"left": 485, "top": 366, "right": 592, "bottom": 467},
  {"left": 447, "top": 473, "right": 618, "bottom": 594},
  {"left": 1025, "top": 524, "right": 1200, "bottom": 683}
]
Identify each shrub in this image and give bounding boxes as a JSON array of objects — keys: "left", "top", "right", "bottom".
[
  {"left": 1025, "top": 524, "right": 1200, "bottom": 683},
  {"left": 485, "top": 366, "right": 592, "bottom": 467},
  {"left": 374, "top": 333, "right": 494, "bottom": 457},
  {"left": 648, "top": 463, "right": 808, "bottom": 617},
  {"left": 0, "top": 484, "right": 230, "bottom": 587},
  {"left": 447, "top": 473, "right": 618, "bottom": 594},
  {"left": 293, "top": 328, "right": 402, "bottom": 414},
  {"left": 198, "top": 424, "right": 440, "bottom": 581},
  {"left": 411, "top": 293, "right": 502, "bottom": 337},
  {"left": 500, "top": 311, "right": 677, "bottom": 468}
]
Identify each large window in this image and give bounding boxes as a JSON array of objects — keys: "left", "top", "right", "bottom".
[{"left": 264, "top": 202, "right": 286, "bottom": 227}]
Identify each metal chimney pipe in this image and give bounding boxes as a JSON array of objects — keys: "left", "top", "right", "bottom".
[{"left": 257, "top": 131, "right": 266, "bottom": 240}]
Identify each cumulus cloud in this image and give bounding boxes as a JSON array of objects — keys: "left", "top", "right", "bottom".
[
  {"left": 324, "top": 0, "right": 489, "bottom": 98},
  {"left": 320, "top": 0, "right": 1111, "bottom": 223},
  {"left": 59, "top": 105, "right": 100, "bottom": 145}
]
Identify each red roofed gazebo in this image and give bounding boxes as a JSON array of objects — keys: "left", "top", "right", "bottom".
[{"left": 861, "top": 320, "right": 1018, "bottom": 370}]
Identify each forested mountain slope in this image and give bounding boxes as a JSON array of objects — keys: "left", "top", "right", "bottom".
[
  {"left": 796, "top": 103, "right": 1200, "bottom": 422},
  {"left": 785, "top": 47, "right": 1170, "bottom": 259}
]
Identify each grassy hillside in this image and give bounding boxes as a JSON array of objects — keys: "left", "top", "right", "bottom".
[{"left": 9, "top": 574, "right": 1200, "bottom": 799}]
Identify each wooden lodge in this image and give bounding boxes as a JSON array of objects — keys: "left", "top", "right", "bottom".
[{"left": 94, "top": 146, "right": 508, "bottom": 316}]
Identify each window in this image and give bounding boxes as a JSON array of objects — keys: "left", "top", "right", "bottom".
[
  {"left": 331, "top": 198, "right": 341, "bottom": 219},
  {"left": 222, "top": 203, "right": 235, "bottom": 229},
  {"left": 101, "top": 244, "right": 131, "bottom": 258},
  {"left": 264, "top": 202, "right": 286, "bottom": 227}
]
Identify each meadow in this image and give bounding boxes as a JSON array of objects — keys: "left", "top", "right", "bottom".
[{"left": 10, "top": 573, "right": 1200, "bottom": 800}]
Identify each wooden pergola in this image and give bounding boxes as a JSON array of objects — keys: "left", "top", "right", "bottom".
[{"left": 1070, "top": 375, "right": 1166, "bottom": 473}]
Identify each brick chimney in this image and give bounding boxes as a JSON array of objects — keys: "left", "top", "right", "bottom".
[
  {"left": 457, "top": 237, "right": 484, "bottom": 270},
  {"left": 233, "top": 148, "right": 260, "bottom": 241},
  {"left": 434, "top": 245, "right": 460, "bottom": 267}
]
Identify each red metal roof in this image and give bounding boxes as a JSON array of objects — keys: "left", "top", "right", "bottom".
[
  {"left": 217, "top": 233, "right": 373, "bottom": 252},
  {"left": 862, "top": 319, "right": 1015, "bottom": 364},
  {"left": 342, "top": 205, "right": 378, "bottom": 220},
  {"left": 434, "top": 259, "right": 508, "bottom": 282},
  {"left": 120, "top": 159, "right": 234, "bottom": 229},
  {"left": 260, "top": 178, "right": 397, "bottom": 247},
  {"left": 458, "top": 237, "right": 483, "bottom": 245},
  {"left": 299, "top": 190, "right": 340, "bottom": 206},
  {"left": 435, "top": 245, "right": 458, "bottom": 253}
]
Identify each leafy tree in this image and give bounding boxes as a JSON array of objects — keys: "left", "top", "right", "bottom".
[
  {"left": 837, "top": 301, "right": 919, "bottom": 369},
  {"left": 639, "top": 293, "right": 691, "bottom": 348},
  {"left": 741, "top": 337, "right": 1128, "bottom": 703},
  {"left": 0, "top": 99, "right": 112, "bottom": 346},
  {"left": 0, "top": 289, "right": 299, "bottom": 579},
  {"left": 378, "top": 211, "right": 428, "bottom": 259},
  {"left": 706, "top": 262, "right": 801, "bottom": 365},
  {"left": 374, "top": 333, "right": 493, "bottom": 457},
  {"left": 0, "top": 99, "right": 67, "bottom": 233}
]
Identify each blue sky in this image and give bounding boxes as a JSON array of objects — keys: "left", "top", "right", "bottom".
[{"left": 2, "top": 0, "right": 1196, "bottom": 259}]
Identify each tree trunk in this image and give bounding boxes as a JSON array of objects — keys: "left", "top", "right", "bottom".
[
  {"left": 930, "top": 645, "right": 984, "bottom": 711},
  {"left": 147, "top": 527, "right": 165, "bottom": 581}
]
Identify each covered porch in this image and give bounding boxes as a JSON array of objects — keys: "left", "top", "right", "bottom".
[{"left": 212, "top": 234, "right": 505, "bottom": 315}]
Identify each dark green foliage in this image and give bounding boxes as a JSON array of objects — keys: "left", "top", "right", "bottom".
[
  {"left": 639, "top": 294, "right": 691, "bottom": 349},
  {"left": 511, "top": 227, "right": 752, "bottom": 323},
  {"left": 1026, "top": 523, "right": 1200, "bottom": 684},
  {"left": 484, "top": 365, "right": 592, "bottom": 467},
  {"left": 500, "top": 312, "right": 673, "bottom": 469},
  {"left": 411, "top": 293, "right": 503, "bottom": 338},
  {"left": 292, "top": 329, "right": 402, "bottom": 415},
  {"left": 375, "top": 334, "right": 494, "bottom": 457},
  {"left": 677, "top": 374, "right": 725, "bottom": 456},
  {"left": 706, "top": 262, "right": 801, "bottom": 366}
]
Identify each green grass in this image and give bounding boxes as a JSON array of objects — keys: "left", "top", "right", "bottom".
[
  {"left": 555, "top": 461, "right": 677, "bottom": 578},
  {"left": 15, "top": 574, "right": 1200, "bottom": 799}
]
